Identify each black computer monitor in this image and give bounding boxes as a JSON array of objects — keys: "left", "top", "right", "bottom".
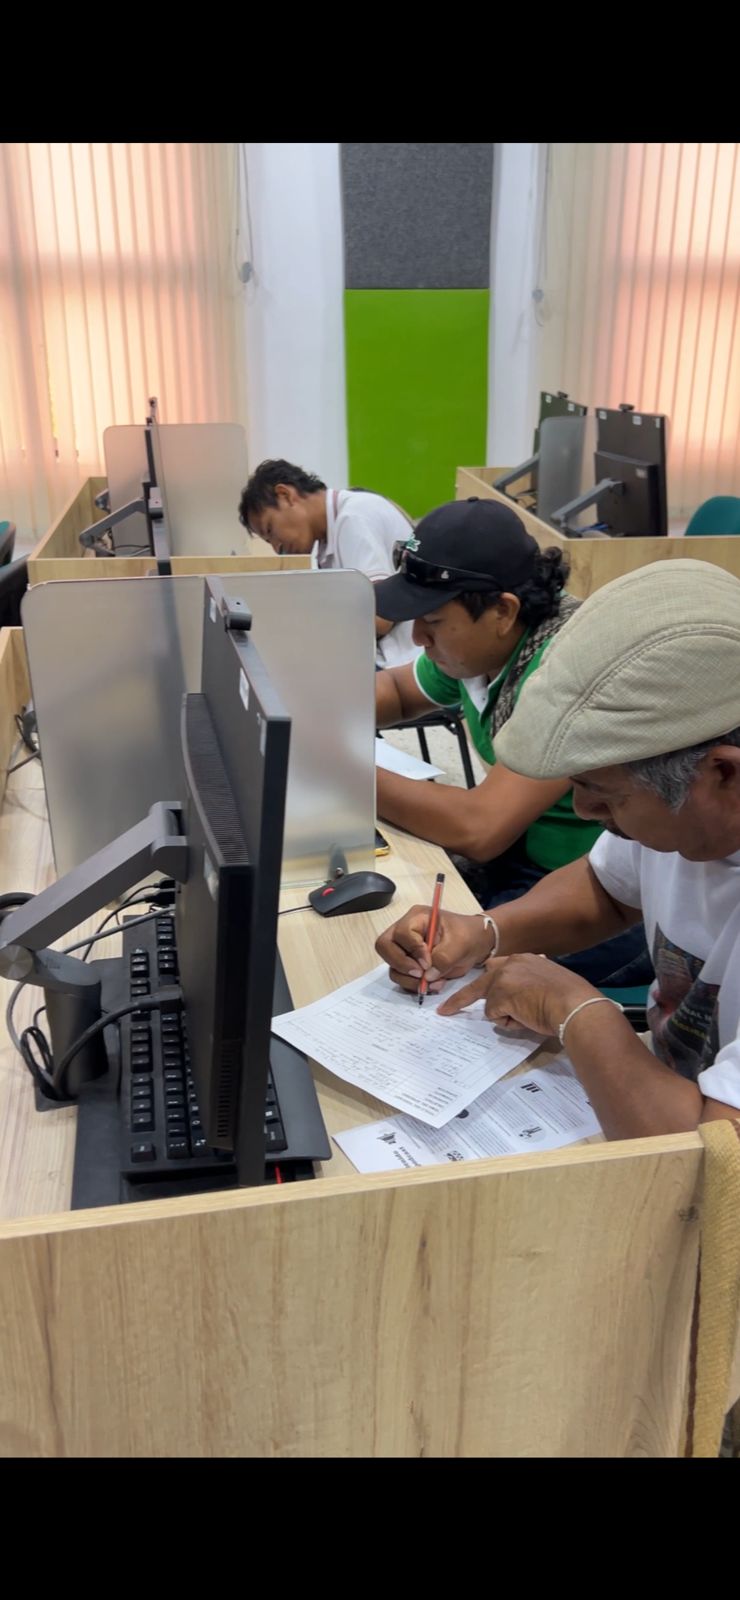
[
  {"left": 593, "top": 404, "right": 668, "bottom": 537},
  {"left": 1, "top": 576, "right": 328, "bottom": 1205},
  {"left": 176, "top": 587, "right": 291, "bottom": 1185}
]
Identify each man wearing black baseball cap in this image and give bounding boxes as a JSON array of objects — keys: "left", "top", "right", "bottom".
[{"left": 375, "top": 497, "right": 649, "bottom": 985}]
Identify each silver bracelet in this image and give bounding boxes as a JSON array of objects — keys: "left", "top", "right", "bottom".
[
  {"left": 478, "top": 913, "right": 499, "bottom": 962},
  {"left": 557, "top": 995, "right": 624, "bottom": 1047}
]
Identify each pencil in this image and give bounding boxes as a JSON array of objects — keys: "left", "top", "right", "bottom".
[{"left": 418, "top": 872, "right": 445, "bottom": 1007}]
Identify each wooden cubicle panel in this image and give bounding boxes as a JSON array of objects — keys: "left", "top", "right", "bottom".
[
  {"left": 0, "top": 1132, "right": 703, "bottom": 1457},
  {"left": 27, "top": 479, "right": 311, "bottom": 584},
  {"left": 456, "top": 467, "right": 740, "bottom": 599}
]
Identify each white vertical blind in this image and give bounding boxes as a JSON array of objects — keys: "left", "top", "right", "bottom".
[
  {"left": 0, "top": 142, "right": 247, "bottom": 541},
  {"left": 538, "top": 143, "right": 740, "bottom": 518}
]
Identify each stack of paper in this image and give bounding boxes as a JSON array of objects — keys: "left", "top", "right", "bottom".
[{"left": 334, "top": 1059, "right": 602, "bottom": 1174}]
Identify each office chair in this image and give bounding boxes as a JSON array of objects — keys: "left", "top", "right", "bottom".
[
  {"left": 684, "top": 496, "right": 740, "bottom": 539},
  {"left": 601, "top": 983, "right": 650, "bottom": 1031},
  {"left": 384, "top": 704, "right": 477, "bottom": 789},
  {"left": 0, "top": 521, "right": 16, "bottom": 568},
  {"left": 0, "top": 558, "right": 28, "bottom": 629}
]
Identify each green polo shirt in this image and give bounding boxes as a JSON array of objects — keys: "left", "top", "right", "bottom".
[{"left": 414, "top": 634, "right": 602, "bottom": 873}]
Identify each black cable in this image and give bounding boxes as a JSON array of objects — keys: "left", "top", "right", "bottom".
[
  {"left": 7, "top": 750, "right": 41, "bottom": 774},
  {"left": 5, "top": 907, "right": 175, "bottom": 1078},
  {"left": 53, "top": 988, "right": 182, "bottom": 1100},
  {"left": 76, "top": 888, "right": 173, "bottom": 961},
  {"left": 278, "top": 904, "right": 312, "bottom": 915}
]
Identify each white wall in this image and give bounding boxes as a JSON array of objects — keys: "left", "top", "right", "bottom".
[
  {"left": 241, "top": 143, "right": 348, "bottom": 485},
  {"left": 241, "top": 142, "right": 542, "bottom": 486},
  {"left": 487, "top": 143, "right": 544, "bottom": 468}
]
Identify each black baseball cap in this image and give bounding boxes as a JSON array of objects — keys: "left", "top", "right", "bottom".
[{"left": 374, "top": 498, "right": 540, "bottom": 623}]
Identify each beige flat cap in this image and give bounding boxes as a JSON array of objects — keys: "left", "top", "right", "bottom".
[{"left": 494, "top": 558, "right": 740, "bottom": 779}]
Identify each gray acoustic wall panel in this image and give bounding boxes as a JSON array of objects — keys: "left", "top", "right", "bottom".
[{"left": 341, "top": 143, "right": 493, "bottom": 289}]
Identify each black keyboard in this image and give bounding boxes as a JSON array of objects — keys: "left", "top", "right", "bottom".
[{"left": 120, "top": 915, "right": 286, "bottom": 1183}]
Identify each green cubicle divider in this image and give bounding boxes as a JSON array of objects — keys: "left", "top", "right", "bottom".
[{"left": 344, "top": 289, "right": 489, "bottom": 520}]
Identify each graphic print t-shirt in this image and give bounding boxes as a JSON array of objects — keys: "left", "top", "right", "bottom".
[{"left": 588, "top": 833, "right": 740, "bottom": 1109}]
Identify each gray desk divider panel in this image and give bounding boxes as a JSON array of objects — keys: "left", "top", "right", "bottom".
[
  {"left": 155, "top": 424, "right": 251, "bottom": 557},
  {"left": 22, "top": 571, "right": 376, "bottom": 886},
  {"left": 537, "top": 414, "right": 598, "bottom": 533},
  {"left": 104, "top": 422, "right": 255, "bottom": 558}
]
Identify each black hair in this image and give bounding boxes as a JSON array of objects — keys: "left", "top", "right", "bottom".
[
  {"left": 457, "top": 547, "right": 570, "bottom": 627},
  {"left": 239, "top": 459, "right": 327, "bottom": 529}
]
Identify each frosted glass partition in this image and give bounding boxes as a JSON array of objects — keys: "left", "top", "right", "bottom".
[
  {"left": 104, "top": 422, "right": 257, "bottom": 558},
  {"left": 154, "top": 423, "right": 252, "bottom": 557},
  {"left": 537, "top": 414, "right": 598, "bottom": 533},
  {"left": 22, "top": 571, "right": 376, "bottom": 886}
]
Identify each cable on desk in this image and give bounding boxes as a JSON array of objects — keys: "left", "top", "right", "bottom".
[
  {"left": 277, "top": 904, "right": 312, "bottom": 915},
  {"left": 5, "top": 904, "right": 176, "bottom": 1096},
  {"left": 53, "top": 989, "right": 182, "bottom": 1101}
]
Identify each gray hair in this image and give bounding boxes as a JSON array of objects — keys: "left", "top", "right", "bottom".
[{"left": 629, "top": 727, "right": 740, "bottom": 812}]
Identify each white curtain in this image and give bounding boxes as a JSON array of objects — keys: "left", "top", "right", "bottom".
[
  {"left": 537, "top": 143, "right": 740, "bottom": 518},
  {"left": 0, "top": 143, "right": 247, "bottom": 542}
]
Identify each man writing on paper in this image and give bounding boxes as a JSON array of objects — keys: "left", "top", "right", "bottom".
[
  {"left": 239, "top": 459, "right": 419, "bottom": 668},
  {"left": 373, "top": 496, "right": 649, "bottom": 986},
  {"left": 375, "top": 560, "right": 740, "bottom": 1139}
]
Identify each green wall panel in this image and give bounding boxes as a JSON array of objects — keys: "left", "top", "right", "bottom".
[{"left": 344, "top": 289, "right": 489, "bottom": 520}]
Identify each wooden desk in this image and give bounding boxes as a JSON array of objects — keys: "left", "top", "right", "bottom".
[
  {"left": 27, "top": 477, "right": 311, "bottom": 584},
  {"left": 457, "top": 467, "right": 740, "bottom": 599},
  {"left": 1, "top": 627, "right": 737, "bottom": 1457}
]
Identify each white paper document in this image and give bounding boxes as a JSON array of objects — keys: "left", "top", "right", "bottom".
[
  {"left": 272, "top": 964, "right": 539, "bottom": 1128},
  {"left": 375, "top": 737, "right": 443, "bottom": 782},
  {"left": 334, "top": 1059, "right": 602, "bottom": 1173}
]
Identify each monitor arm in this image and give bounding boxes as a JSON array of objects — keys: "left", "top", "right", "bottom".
[
  {"left": 493, "top": 453, "right": 539, "bottom": 494},
  {"left": 0, "top": 802, "right": 189, "bottom": 1097},
  {"left": 79, "top": 496, "right": 147, "bottom": 554},
  {"left": 550, "top": 476, "right": 623, "bottom": 538}
]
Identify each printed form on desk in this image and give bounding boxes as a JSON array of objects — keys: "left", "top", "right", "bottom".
[
  {"left": 335, "top": 1059, "right": 602, "bottom": 1174},
  {"left": 271, "top": 965, "right": 539, "bottom": 1128}
]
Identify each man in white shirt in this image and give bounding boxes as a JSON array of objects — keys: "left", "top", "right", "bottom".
[
  {"left": 375, "top": 558, "right": 740, "bottom": 1140},
  {"left": 239, "top": 459, "right": 418, "bottom": 668}
]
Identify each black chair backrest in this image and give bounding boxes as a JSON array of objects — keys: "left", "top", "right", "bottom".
[{"left": 0, "top": 558, "right": 28, "bottom": 629}]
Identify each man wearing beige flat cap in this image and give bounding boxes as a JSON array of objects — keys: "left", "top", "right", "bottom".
[{"left": 375, "top": 559, "right": 740, "bottom": 1139}]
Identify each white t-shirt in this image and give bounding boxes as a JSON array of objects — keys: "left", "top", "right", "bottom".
[
  {"left": 589, "top": 831, "right": 740, "bottom": 1109},
  {"left": 318, "top": 489, "right": 419, "bottom": 669}
]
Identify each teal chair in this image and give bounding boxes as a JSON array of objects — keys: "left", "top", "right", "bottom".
[
  {"left": 602, "top": 983, "right": 650, "bottom": 1029},
  {"left": 684, "top": 496, "right": 740, "bottom": 538},
  {"left": 0, "top": 520, "right": 16, "bottom": 567}
]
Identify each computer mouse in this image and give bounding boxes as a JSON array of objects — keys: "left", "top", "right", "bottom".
[{"left": 308, "top": 871, "right": 396, "bottom": 918}]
